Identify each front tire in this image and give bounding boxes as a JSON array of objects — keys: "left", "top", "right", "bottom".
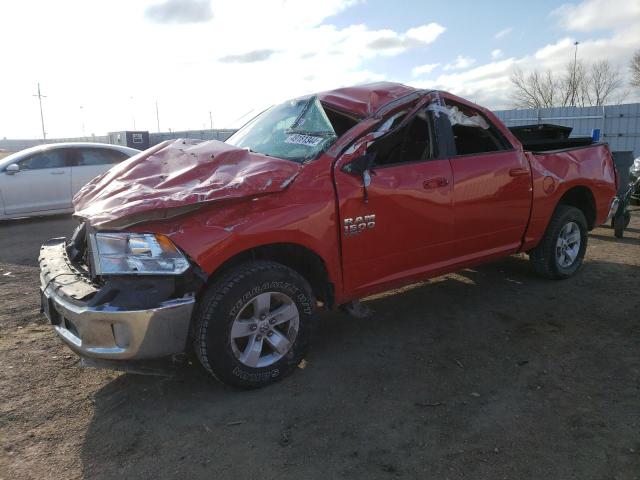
[
  {"left": 193, "top": 261, "right": 316, "bottom": 389},
  {"left": 529, "top": 205, "right": 588, "bottom": 279}
]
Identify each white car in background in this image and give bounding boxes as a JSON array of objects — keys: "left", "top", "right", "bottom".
[{"left": 0, "top": 142, "right": 139, "bottom": 220}]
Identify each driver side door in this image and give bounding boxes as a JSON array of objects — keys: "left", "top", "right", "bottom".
[{"left": 334, "top": 107, "right": 454, "bottom": 298}]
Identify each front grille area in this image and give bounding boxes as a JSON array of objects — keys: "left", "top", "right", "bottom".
[{"left": 65, "top": 222, "right": 92, "bottom": 275}]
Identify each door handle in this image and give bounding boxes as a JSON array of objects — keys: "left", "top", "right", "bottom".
[
  {"left": 509, "top": 168, "right": 529, "bottom": 177},
  {"left": 50, "top": 171, "right": 65, "bottom": 175},
  {"left": 423, "top": 177, "right": 449, "bottom": 190}
]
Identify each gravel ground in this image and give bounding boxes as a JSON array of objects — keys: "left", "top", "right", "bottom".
[{"left": 1, "top": 213, "right": 639, "bottom": 480}]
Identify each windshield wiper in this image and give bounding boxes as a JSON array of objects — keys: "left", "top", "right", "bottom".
[{"left": 284, "top": 129, "right": 336, "bottom": 137}]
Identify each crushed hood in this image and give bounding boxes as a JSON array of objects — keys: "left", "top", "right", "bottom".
[{"left": 73, "top": 139, "right": 301, "bottom": 228}]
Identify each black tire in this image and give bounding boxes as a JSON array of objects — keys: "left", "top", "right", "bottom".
[
  {"left": 529, "top": 205, "right": 588, "bottom": 279},
  {"left": 610, "top": 211, "right": 631, "bottom": 230},
  {"left": 192, "top": 261, "right": 316, "bottom": 389},
  {"left": 612, "top": 211, "right": 631, "bottom": 238}
]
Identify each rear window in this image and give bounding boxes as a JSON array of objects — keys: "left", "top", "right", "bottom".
[
  {"left": 77, "top": 148, "right": 128, "bottom": 166},
  {"left": 443, "top": 101, "right": 509, "bottom": 155}
]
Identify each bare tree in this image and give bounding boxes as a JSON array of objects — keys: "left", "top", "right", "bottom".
[
  {"left": 585, "top": 60, "right": 624, "bottom": 106},
  {"left": 510, "top": 59, "right": 626, "bottom": 108},
  {"left": 631, "top": 50, "right": 640, "bottom": 88},
  {"left": 560, "top": 61, "right": 587, "bottom": 107},
  {"left": 510, "top": 68, "right": 558, "bottom": 108}
]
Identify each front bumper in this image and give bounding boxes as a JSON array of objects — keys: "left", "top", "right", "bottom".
[{"left": 39, "top": 239, "right": 195, "bottom": 360}]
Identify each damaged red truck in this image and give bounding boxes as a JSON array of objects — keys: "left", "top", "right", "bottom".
[{"left": 39, "top": 82, "right": 618, "bottom": 388}]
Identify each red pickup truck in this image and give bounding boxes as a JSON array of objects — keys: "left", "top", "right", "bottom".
[{"left": 39, "top": 82, "right": 618, "bottom": 388}]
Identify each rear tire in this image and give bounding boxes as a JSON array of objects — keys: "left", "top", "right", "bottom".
[
  {"left": 529, "top": 205, "right": 588, "bottom": 279},
  {"left": 193, "top": 261, "right": 316, "bottom": 389}
]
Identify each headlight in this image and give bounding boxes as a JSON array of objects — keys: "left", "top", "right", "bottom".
[
  {"left": 91, "top": 232, "right": 189, "bottom": 275},
  {"left": 631, "top": 158, "right": 640, "bottom": 175}
]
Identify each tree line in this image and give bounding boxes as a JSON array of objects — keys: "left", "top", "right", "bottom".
[{"left": 510, "top": 49, "right": 640, "bottom": 109}]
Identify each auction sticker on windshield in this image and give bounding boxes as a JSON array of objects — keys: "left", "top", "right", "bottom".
[{"left": 285, "top": 134, "right": 324, "bottom": 146}]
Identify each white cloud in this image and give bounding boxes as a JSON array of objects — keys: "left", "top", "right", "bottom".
[
  {"left": 145, "top": 0, "right": 213, "bottom": 24},
  {"left": 365, "top": 23, "right": 446, "bottom": 55},
  {"left": 405, "top": 24, "right": 447, "bottom": 45},
  {"left": 443, "top": 55, "right": 476, "bottom": 71},
  {"left": 0, "top": 0, "right": 445, "bottom": 138},
  {"left": 552, "top": 0, "right": 640, "bottom": 32},
  {"left": 534, "top": 37, "right": 575, "bottom": 61},
  {"left": 415, "top": 58, "right": 516, "bottom": 107},
  {"left": 411, "top": 63, "right": 440, "bottom": 77},
  {"left": 491, "top": 49, "right": 503, "bottom": 60},
  {"left": 3, "top": 0, "right": 638, "bottom": 139},
  {"left": 415, "top": 25, "right": 640, "bottom": 109},
  {"left": 494, "top": 27, "right": 513, "bottom": 39}
]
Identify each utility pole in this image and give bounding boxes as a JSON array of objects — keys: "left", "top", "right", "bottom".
[
  {"left": 156, "top": 100, "right": 160, "bottom": 132},
  {"left": 33, "top": 83, "right": 47, "bottom": 140},
  {"left": 209, "top": 110, "right": 213, "bottom": 130},
  {"left": 570, "top": 41, "right": 579, "bottom": 106},
  {"left": 80, "top": 105, "right": 85, "bottom": 137},
  {"left": 129, "top": 96, "right": 136, "bottom": 130}
]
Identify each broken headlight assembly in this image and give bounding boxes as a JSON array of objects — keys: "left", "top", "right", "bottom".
[{"left": 90, "top": 232, "right": 190, "bottom": 275}]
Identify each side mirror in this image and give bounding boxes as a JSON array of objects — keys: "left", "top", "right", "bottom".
[
  {"left": 341, "top": 152, "right": 376, "bottom": 203},
  {"left": 5, "top": 163, "right": 19, "bottom": 174},
  {"left": 341, "top": 152, "right": 376, "bottom": 177}
]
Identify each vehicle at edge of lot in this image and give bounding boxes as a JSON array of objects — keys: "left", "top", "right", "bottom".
[
  {"left": 611, "top": 175, "right": 640, "bottom": 238},
  {"left": 38, "top": 82, "right": 619, "bottom": 389},
  {"left": 629, "top": 156, "right": 640, "bottom": 205},
  {"left": 0, "top": 142, "right": 140, "bottom": 220}
]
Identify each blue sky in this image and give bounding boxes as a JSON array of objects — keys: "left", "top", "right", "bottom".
[
  {"left": 330, "top": 0, "right": 559, "bottom": 79},
  {"left": 0, "top": 0, "right": 638, "bottom": 138}
]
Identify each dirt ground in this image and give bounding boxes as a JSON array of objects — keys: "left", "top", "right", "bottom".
[{"left": 1, "top": 213, "right": 639, "bottom": 480}]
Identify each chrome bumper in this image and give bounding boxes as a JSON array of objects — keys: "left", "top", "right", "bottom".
[
  {"left": 606, "top": 196, "right": 620, "bottom": 221},
  {"left": 39, "top": 240, "right": 195, "bottom": 360}
]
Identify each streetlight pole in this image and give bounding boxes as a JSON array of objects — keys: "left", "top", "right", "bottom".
[
  {"left": 570, "top": 41, "right": 579, "bottom": 106},
  {"left": 33, "top": 83, "right": 47, "bottom": 140}
]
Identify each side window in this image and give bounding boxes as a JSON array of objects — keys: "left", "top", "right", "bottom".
[
  {"left": 371, "top": 109, "right": 434, "bottom": 166},
  {"left": 77, "top": 148, "right": 128, "bottom": 166},
  {"left": 445, "top": 102, "right": 508, "bottom": 156},
  {"left": 18, "top": 150, "right": 68, "bottom": 170}
]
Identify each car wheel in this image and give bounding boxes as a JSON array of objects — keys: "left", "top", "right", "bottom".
[
  {"left": 529, "top": 205, "right": 588, "bottom": 279},
  {"left": 192, "top": 261, "right": 316, "bottom": 388}
]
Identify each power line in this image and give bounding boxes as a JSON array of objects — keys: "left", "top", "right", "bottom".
[{"left": 33, "top": 83, "right": 46, "bottom": 140}]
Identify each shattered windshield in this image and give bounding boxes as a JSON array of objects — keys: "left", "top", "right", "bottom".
[{"left": 226, "top": 96, "right": 337, "bottom": 162}]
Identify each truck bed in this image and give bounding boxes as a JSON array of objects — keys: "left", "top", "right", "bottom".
[{"left": 509, "top": 123, "right": 594, "bottom": 152}]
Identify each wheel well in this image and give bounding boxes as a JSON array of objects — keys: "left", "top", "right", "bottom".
[
  {"left": 208, "top": 243, "right": 334, "bottom": 308},
  {"left": 558, "top": 186, "right": 596, "bottom": 229}
]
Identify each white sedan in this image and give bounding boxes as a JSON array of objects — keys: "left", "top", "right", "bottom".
[{"left": 0, "top": 142, "right": 139, "bottom": 220}]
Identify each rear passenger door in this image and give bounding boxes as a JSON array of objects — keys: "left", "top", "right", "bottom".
[
  {"left": 443, "top": 101, "right": 532, "bottom": 261},
  {"left": 71, "top": 148, "right": 128, "bottom": 194}
]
